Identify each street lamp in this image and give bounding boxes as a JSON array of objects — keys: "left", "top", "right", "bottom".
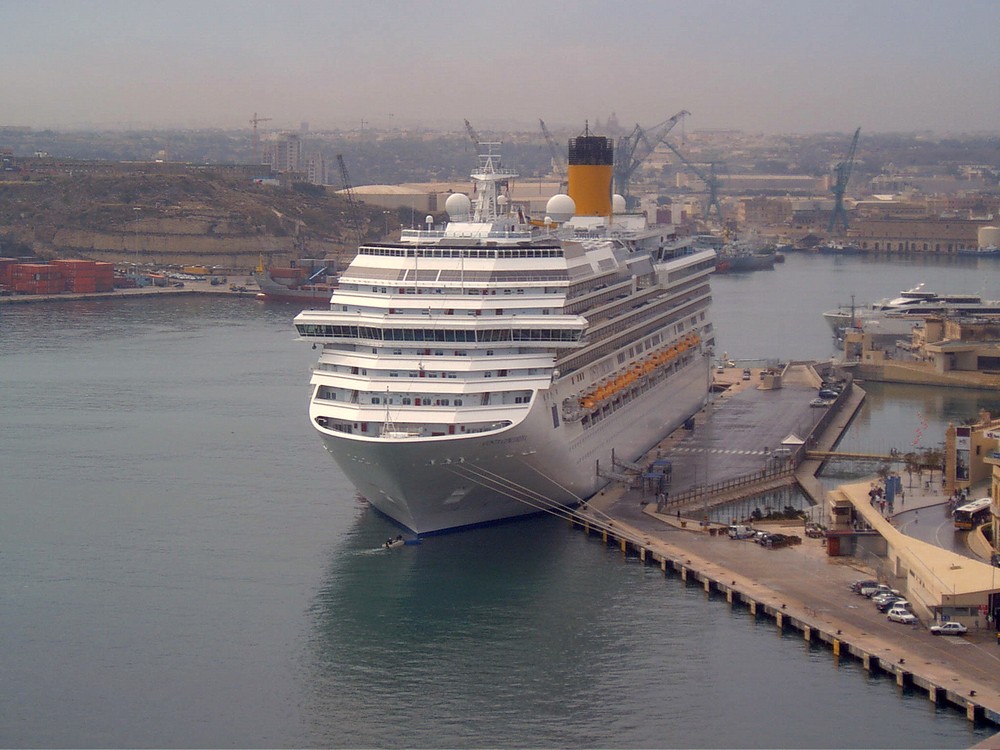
[{"left": 132, "top": 207, "right": 141, "bottom": 273}]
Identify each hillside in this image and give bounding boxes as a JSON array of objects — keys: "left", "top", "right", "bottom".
[{"left": 0, "top": 165, "right": 390, "bottom": 270}]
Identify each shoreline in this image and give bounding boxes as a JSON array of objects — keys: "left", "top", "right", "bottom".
[{"left": 574, "top": 378, "right": 1000, "bottom": 733}]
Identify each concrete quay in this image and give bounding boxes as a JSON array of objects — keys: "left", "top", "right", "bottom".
[
  {"left": 0, "top": 281, "right": 259, "bottom": 305},
  {"left": 574, "top": 364, "right": 1000, "bottom": 732}
]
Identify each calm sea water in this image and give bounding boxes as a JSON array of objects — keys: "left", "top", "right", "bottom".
[{"left": 1, "top": 254, "right": 998, "bottom": 748}]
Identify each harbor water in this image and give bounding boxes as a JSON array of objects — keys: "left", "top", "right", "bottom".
[{"left": 2, "top": 253, "right": 999, "bottom": 748}]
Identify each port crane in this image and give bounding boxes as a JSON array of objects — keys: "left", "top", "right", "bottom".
[
  {"left": 336, "top": 153, "right": 363, "bottom": 247},
  {"left": 662, "top": 140, "right": 723, "bottom": 222},
  {"left": 249, "top": 112, "right": 272, "bottom": 162},
  {"left": 464, "top": 119, "right": 481, "bottom": 146},
  {"left": 828, "top": 127, "right": 861, "bottom": 234},
  {"left": 613, "top": 110, "right": 689, "bottom": 208},
  {"left": 539, "top": 119, "right": 568, "bottom": 191}
]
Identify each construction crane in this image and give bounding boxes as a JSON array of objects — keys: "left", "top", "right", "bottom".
[
  {"left": 539, "top": 119, "right": 567, "bottom": 191},
  {"left": 828, "top": 127, "right": 861, "bottom": 234},
  {"left": 464, "top": 119, "right": 481, "bottom": 146},
  {"left": 249, "top": 112, "right": 272, "bottom": 162},
  {"left": 336, "top": 154, "right": 363, "bottom": 247},
  {"left": 613, "top": 110, "right": 689, "bottom": 208},
  {"left": 662, "top": 140, "right": 724, "bottom": 222}
]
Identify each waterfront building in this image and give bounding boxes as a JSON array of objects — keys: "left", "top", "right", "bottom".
[
  {"left": 847, "top": 216, "right": 991, "bottom": 253},
  {"left": 985, "top": 449, "right": 1000, "bottom": 565},
  {"left": 944, "top": 411, "right": 1000, "bottom": 495}
]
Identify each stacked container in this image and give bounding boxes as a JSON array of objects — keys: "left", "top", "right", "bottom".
[
  {"left": 94, "top": 262, "right": 115, "bottom": 291},
  {"left": 52, "top": 259, "right": 96, "bottom": 292},
  {"left": 51, "top": 260, "right": 116, "bottom": 292},
  {"left": 0, "top": 257, "right": 18, "bottom": 290},
  {"left": 12, "top": 263, "right": 65, "bottom": 294}
]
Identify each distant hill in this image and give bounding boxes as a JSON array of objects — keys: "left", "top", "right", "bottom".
[{"left": 0, "top": 164, "right": 392, "bottom": 270}]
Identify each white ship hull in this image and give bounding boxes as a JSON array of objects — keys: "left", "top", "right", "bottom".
[
  {"left": 319, "top": 356, "right": 708, "bottom": 534},
  {"left": 294, "top": 134, "right": 716, "bottom": 536}
]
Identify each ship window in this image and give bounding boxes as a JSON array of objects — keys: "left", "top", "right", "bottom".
[
  {"left": 372, "top": 397, "right": 380, "bottom": 405},
  {"left": 455, "top": 399, "right": 463, "bottom": 406},
  {"left": 402, "top": 398, "right": 411, "bottom": 405}
]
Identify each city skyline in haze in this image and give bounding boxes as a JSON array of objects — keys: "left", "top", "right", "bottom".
[{"left": 3, "top": 0, "right": 998, "bottom": 135}]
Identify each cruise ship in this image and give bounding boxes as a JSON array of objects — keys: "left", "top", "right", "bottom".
[{"left": 293, "top": 131, "right": 716, "bottom": 534}]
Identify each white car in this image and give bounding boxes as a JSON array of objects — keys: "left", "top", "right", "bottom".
[
  {"left": 929, "top": 621, "right": 968, "bottom": 636},
  {"left": 887, "top": 607, "right": 916, "bottom": 624}
]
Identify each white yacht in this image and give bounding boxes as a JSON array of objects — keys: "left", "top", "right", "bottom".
[
  {"left": 294, "top": 132, "right": 716, "bottom": 534},
  {"left": 823, "top": 284, "right": 1000, "bottom": 336}
]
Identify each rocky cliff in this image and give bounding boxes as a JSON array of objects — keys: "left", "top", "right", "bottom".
[{"left": 0, "top": 166, "right": 381, "bottom": 270}]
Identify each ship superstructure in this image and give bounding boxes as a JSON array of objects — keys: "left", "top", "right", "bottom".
[{"left": 294, "top": 134, "right": 716, "bottom": 533}]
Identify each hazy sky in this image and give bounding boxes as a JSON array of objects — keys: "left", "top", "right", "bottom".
[{"left": 3, "top": 0, "right": 998, "bottom": 134}]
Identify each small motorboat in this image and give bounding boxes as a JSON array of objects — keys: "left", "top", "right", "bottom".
[{"left": 384, "top": 535, "right": 405, "bottom": 550}]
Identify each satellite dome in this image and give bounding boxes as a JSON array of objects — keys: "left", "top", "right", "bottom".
[
  {"left": 612, "top": 194, "right": 627, "bottom": 214},
  {"left": 545, "top": 194, "right": 576, "bottom": 223},
  {"left": 445, "top": 193, "right": 471, "bottom": 220}
]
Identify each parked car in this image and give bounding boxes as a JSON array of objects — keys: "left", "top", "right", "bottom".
[
  {"left": 865, "top": 584, "right": 893, "bottom": 598},
  {"left": 930, "top": 621, "right": 968, "bottom": 636},
  {"left": 872, "top": 589, "right": 901, "bottom": 604},
  {"left": 850, "top": 579, "right": 878, "bottom": 594},
  {"left": 876, "top": 596, "right": 904, "bottom": 613},
  {"left": 887, "top": 607, "right": 917, "bottom": 624},
  {"left": 818, "top": 388, "right": 840, "bottom": 399},
  {"left": 742, "top": 368, "right": 752, "bottom": 380},
  {"left": 810, "top": 398, "right": 834, "bottom": 407}
]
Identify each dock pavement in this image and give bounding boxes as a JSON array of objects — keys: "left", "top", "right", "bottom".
[{"left": 576, "top": 365, "right": 1000, "bottom": 734}]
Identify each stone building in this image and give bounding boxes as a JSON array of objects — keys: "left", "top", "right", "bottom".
[{"left": 847, "top": 217, "right": 990, "bottom": 253}]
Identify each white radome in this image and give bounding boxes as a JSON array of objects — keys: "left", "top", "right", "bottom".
[
  {"left": 612, "top": 194, "right": 627, "bottom": 214},
  {"left": 445, "top": 192, "right": 472, "bottom": 220},
  {"left": 545, "top": 194, "right": 576, "bottom": 223}
]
